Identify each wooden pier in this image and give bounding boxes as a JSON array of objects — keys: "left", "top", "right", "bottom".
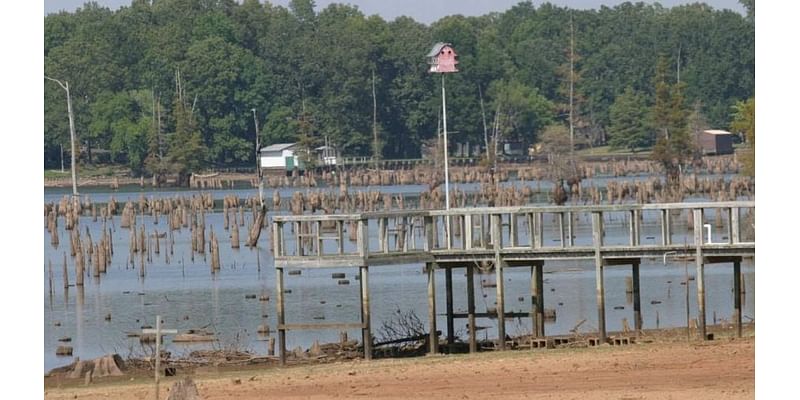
[{"left": 271, "top": 201, "right": 755, "bottom": 364}]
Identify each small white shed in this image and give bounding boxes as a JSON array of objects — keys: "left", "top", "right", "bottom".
[{"left": 259, "top": 143, "right": 301, "bottom": 171}]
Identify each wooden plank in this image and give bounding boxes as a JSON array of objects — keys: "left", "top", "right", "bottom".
[
  {"left": 451, "top": 311, "right": 538, "bottom": 319},
  {"left": 278, "top": 323, "right": 365, "bottom": 331}
]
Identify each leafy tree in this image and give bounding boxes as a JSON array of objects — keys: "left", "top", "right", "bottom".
[
  {"left": 608, "top": 87, "right": 650, "bottom": 152},
  {"left": 730, "top": 97, "right": 755, "bottom": 176},
  {"left": 167, "top": 94, "right": 207, "bottom": 185}
]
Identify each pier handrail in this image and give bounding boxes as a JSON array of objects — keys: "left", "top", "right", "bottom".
[{"left": 273, "top": 201, "right": 755, "bottom": 221}]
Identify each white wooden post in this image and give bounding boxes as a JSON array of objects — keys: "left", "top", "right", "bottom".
[{"left": 142, "top": 315, "right": 177, "bottom": 400}]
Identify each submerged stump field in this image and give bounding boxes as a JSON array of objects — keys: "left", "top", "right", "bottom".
[{"left": 44, "top": 158, "right": 755, "bottom": 375}]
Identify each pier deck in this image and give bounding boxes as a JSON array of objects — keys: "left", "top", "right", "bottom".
[{"left": 271, "top": 201, "right": 755, "bottom": 364}]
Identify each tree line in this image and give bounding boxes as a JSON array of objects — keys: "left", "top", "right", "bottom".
[{"left": 44, "top": 0, "right": 754, "bottom": 180}]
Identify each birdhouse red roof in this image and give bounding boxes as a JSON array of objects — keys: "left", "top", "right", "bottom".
[{"left": 427, "top": 42, "right": 458, "bottom": 73}]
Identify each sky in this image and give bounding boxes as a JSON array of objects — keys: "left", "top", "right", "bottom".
[{"left": 44, "top": 0, "right": 745, "bottom": 23}]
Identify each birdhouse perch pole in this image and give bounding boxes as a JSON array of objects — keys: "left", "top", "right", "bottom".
[{"left": 427, "top": 43, "right": 458, "bottom": 210}]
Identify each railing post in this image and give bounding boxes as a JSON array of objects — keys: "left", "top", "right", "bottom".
[
  {"left": 424, "top": 216, "right": 434, "bottom": 252},
  {"left": 660, "top": 209, "right": 671, "bottom": 246},
  {"left": 378, "top": 218, "right": 387, "bottom": 253},
  {"left": 358, "top": 218, "right": 369, "bottom": 259},
  {"left": 510, "top": 213, "right": 519, "bottom": 247},
  {"left": 567, "top": 211, "right": 574, "bottom": 247},
  {"left": 464, "top": 214, "right": 473, "bottom": 250},
  {"left": 731, "top": 207, "right": 740, "bottom": 244},
  {"left": 273, "top": 221, "right": 283, "bottom": 257},
  {"left": 534, "top": 212, "right": 543, "bottom": 248}
]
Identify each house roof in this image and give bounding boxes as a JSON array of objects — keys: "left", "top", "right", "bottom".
[
  {"left": 426, "top": 42, "right": 451, "bottom": 58},
  {"left": 703, "top": 129, "right": 733, "bottom": 135},
  {"left": 260, "top": 143, "right": 297, "bottom": 152}
]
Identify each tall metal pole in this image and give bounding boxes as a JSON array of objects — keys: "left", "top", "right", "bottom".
[
  {"left": 442, "top": 74, "right": 450, "bottom": 210},
  {"left": 46, "top": 76, "right": 78, "bottom": 196},
  {"left": 252, "top": 108, "right": 263, "bottom": 207},
  {"left": 155, "top": 314, "right": 161, "bottom": 400}
]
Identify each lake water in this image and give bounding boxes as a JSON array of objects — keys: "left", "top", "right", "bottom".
[{"left": 43, "top": 182, "right": 755, "bottom": 373}]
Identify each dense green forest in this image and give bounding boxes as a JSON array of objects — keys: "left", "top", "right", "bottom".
[{"left": 44, "top": 0, "right": 754, "bottom": 177}]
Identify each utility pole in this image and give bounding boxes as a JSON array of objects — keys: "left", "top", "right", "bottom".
[
  {"left": 252, "top": 108, "right": 263, "bottom": 207},
  {"left": 45, "top": 76, "right": 78, "bottom": 196},
  {"left": 569, "top": 13, "right": 575, "bottom": 161},
  {"left": 372, "top": 68, "right": 379, "bottom": 168}
]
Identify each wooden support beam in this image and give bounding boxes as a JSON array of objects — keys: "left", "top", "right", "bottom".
[
  {"left": 445, "top": 267, "right": 455, "bottom": 345},
  {"left": 693, "top": 208, "right": 707, "bottom": 340},
  {"left": 495, "top": 255, "right": 506, "bottom": 350},
  {"left": 466, "top": 263, "right": 477, "bottom": 353},
  {"left": 276, "top": 267, "right": 286, "bottom": 365},
  {"left": 592, "top": 212, "right": 606, "bottom": 342},
  {"left": 632, "top": 260, "right": 642, "bottom": 334},
  {"left": 629, "top": 210, "right": 640, "bottom": 246},
  {"left": 493, "top": 212, "right": 506, "bottom": 350},
  {"left": 733, "top": 260, "right": 742, "bottom": 338},
  {"left": 661, "top": 209, "right": 671, "bottom": 246},
  {"left": 427, "top": 262, "right": 438, "bottom": 354},
  {"left": 532, "top": 262, "right": 545, "bottom": 337},
  {"left": 559, "top": 212, "right": 566, "bottom": 248},
  {"left": 360, "top": 266, "right": 372, "bottom": 360}
]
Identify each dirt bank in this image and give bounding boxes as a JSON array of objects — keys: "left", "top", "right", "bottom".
[{"left": 44, "top": 337, "right": 754, "bottom": 400}]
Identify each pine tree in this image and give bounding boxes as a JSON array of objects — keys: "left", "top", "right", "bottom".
[{"left": 608, "top": 87, "right": 650, "bottom": 152}]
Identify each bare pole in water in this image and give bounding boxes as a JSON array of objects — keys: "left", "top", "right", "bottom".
[
  {"left": 252, "top": 108, "right": 263, "bottom": 207},
  {"left": 45, "top": 75, "right": 78, "bottom": 196}
]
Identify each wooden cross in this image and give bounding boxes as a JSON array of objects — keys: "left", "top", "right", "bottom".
[{"left": 142, "top": 315, "right": 177, "bottom": 400}]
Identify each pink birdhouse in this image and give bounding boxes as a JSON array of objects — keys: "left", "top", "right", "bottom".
[{"left": 427, "top": 42, "right": 458, "bottom": 73}]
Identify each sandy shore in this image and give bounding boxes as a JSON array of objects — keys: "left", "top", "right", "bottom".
[{"left": 44, "top": 336, "right": 754, "bottom": 400}]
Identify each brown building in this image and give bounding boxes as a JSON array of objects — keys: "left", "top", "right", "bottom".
[{"left": 698, "top": 129, "right": 734, "bottom": 155}]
